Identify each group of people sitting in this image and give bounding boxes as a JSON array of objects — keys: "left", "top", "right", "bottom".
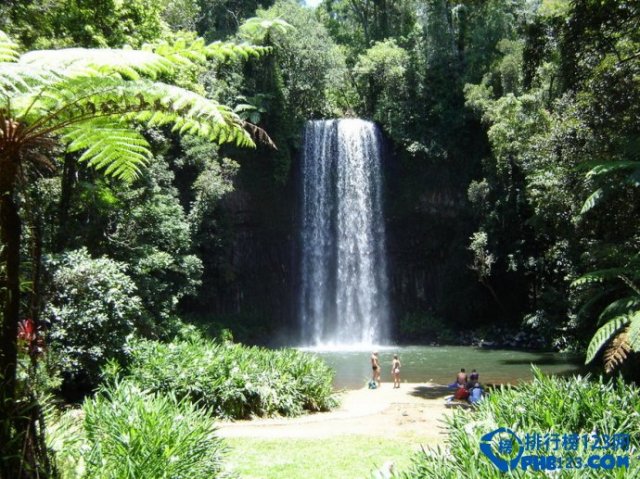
[{"left": 448, "top": 368, "right": 484, "bottom": 405}]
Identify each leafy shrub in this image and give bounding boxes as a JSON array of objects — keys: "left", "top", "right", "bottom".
[
  {"left": 45, "top": 248, "right": 142, "bottom": 389},
  {"left": 110, "top": 336, "right": 337, "bottom": 419},
  {"left": 82, "top": 381, "right": 225, "bottom": 479},
  {"left": 398, "top": 312, "right": 455, "bottom": 343},
  {"left": 401, "top": 368, "right": 640, "bottom": 478}
]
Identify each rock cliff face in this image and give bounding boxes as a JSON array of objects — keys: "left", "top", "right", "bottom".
[
  {"left": 188, "top": 147, "right": 298, "bottom": 344},
  {"left": 384, "top": 151, "right": 484, "bottom": 338},
  {"left": 193, "top": 134, "right": 489, "bottom": 344}
]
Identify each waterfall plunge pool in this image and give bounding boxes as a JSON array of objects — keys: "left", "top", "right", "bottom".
[{"left": 302, "top": 345, "right": 583, "bottom": 390}]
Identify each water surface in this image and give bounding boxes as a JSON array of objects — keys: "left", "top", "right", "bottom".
[{"left": 306, "top": 345, "right": 583, "bottom": 390}]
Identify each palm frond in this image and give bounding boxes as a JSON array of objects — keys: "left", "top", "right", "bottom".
[
  {"left": 0, "top": 30, "right": 20, "bottom": 63},
  {"left": 603, "top": 329, "right": 631, "bottom": 373},
  {"left": 585, "top": 315, "right": 631, "bottom": 364},
  {"left": 62, "top": 119, "right": 151, "bottom": 182}
]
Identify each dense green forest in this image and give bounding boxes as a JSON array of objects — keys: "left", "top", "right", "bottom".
[{"left": 0, "top": 0, "right": 639, "bottom": 477}]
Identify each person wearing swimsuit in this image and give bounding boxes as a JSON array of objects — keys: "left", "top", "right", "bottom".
[
  {"left": 371, "top": 351, "right": 381, "bottom": 386},
  {"left": 391, "top": 354, "right": 401, "bottom": 388}
]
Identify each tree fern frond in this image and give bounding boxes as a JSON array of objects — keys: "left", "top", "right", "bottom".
[
  {"left": 582, "top": 160, "right": 640, "bottom": 179},
  {"left": 576, "top": 286, "right": 617, "bottom": 319},
  {"left": 238, "top": 17, "right": 294, "bottom": 42},
  {"left": 580, "top": 188, "right": 604, "bottom": 214},
  {"left": 0, "top": 64, "right": 63, "bottom": 97},
  {"left": 627, "top": 316, "right": 640, "bottom": 352},
  {"left": 20, "top": 49, "right": 175, "bottom": 80},
  {"left": 571, "top": 268, "right": 638, "bottom": 287},
  {"left": 603, "top": 329, "right": 631, "bottom": 373},
  {"left": 62, "top": 119, "right": 151, "bottom": 182},
  {"left": 151, "top": 37, "right": 268, "bottom": 66},
  {"left": 598, "top": 296, "right": 640, "bottom": 323},
  {"left": 120, "top": 82, "right": 257, "bottom": 147},
  {"left": 0, "top": 30, "right": 20, "bottom": 63},
  {"left": 619, "top": 275, "right": 640, "bottom": 296},
  {"left": 585, "top": 315, "right": 631, "bottom": 364}
]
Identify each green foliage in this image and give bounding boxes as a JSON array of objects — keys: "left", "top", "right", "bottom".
[
  {"left": 398, "top": 312, "right": 455, "bottom": 343},
  {"left": 108, "top": 335, "right": 337, "bottom": 419},
  {"left": 108, "top": 158, "right": 204, "bottom": 336},
  {"left": 45, "top": 248, "right": 142, "bottom": 387},
  {"left": 196, "top": 0, "right": 277, "bottom": 41},
  {"left": 82, "top": 380, "right": 226, "bottom": 479},
  {"left": 251, "top": 1, "right": 349, "bottom": 118},
  {"left": 353, "top": 38, "right": 409, "bottom": 119},
  {"left": 400, "top": 369, "right": 640, "bottom": 478},
  {"left": 1, "top": 0, "right": 167, "bottom": 49},
  {"left": 44, "top": 399, "right": 84, "bottom": 478}
]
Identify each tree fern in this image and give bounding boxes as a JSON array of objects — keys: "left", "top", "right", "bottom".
[
  {"left": 585, "top": 315, "right": 631, "bottom": 365},
  {"left": 603, "top": 330, "right": 632, "bottom": 373},
  {"left": 1, "top": 28, "right": 273, "bottom": 182},
  {"left": 0, "top": 30, "right": 19, "bottom": 63}
]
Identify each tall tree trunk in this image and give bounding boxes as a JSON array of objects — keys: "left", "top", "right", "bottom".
[
  {"left": 55, "top": 154, "right": 76, "bottom": 252},
  {"left": 0, "top": 157, "right": 21, "bottom": 477}
]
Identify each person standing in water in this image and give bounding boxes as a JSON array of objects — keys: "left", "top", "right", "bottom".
[
  {"left": 391, "top": 354, "right": 401, "bottom": 389},
  {"left": 371, "top": 351, "right": 381, "bottom": 386}
]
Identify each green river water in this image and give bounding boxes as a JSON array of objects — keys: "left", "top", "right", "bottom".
[{"left": 304, "top": 345, "right": 583, "bottom": 390}]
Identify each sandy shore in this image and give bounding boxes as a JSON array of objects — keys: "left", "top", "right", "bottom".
[{"left": 216, "top": 382, "right": 453, "bottom": 442}]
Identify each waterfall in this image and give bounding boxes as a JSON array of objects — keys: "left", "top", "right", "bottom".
[{"left": 300, "top": 119, "right": 389, "bottom": 346}]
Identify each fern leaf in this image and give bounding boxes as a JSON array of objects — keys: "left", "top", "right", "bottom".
[
  {"left": 0, "top": 30, "right": 20, "bottom": 63},
  {"left": 603, "top": 330, "right": 631, "bottom": 373},
  {"left": 585, "top": 315, "right": 631, "bottom": 364}
]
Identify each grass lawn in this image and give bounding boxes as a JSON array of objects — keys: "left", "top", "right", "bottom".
[{"left": 223, "top": 435, "right": 433, "bottom": 479}]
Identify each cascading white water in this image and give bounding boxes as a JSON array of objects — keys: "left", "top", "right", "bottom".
[{"left": 300, "top": 119, "right": 389, "bottom": 346}]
